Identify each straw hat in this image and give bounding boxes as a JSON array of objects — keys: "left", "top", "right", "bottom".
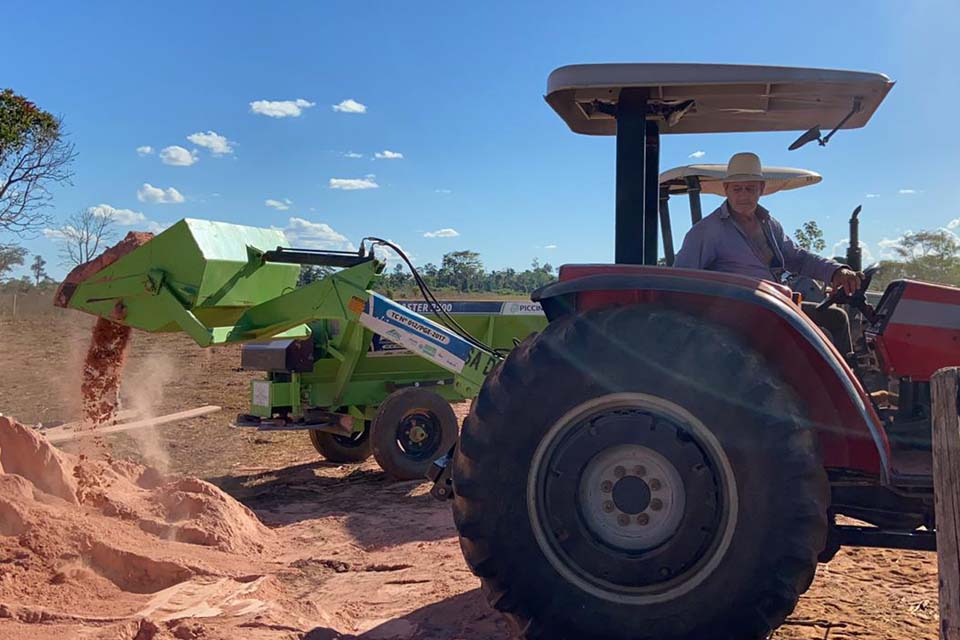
[{"left": 722, "top": 152, "right": 765, "bottom": 183}]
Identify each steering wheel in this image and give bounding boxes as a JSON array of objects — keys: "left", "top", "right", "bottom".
[{"left": 816, "top": 265, "right": 879, "bottom": 321}]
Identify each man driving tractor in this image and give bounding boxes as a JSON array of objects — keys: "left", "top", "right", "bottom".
[{"left": 674, "top": 151, "right": 862, "bottom": 355}]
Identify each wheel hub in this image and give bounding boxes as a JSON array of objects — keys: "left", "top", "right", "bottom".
[
  {"left": 579, "top": 444, "right": 687, "bottom": 551},
  {"left": 396, "top": 411, "right": 442, "bottom": 460},
  {"left": 408, "top": 424, "right": 428, "bottom": 443},
  {"left": 527, "top": 394, "right": 737, "bottom": 602}
]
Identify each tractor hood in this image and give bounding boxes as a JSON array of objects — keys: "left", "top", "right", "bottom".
[{"left": 546, "top": 63, "right": 893, "bottom": 135}]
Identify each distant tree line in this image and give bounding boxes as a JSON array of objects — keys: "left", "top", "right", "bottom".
[
  {"left": 793, "top": 221, "right": 960, "bottom": 290},
  {"left": 298, "top": 249, "right": 557, "bottom": 297},
  {"left": 8, "top": 217, "right": 960, "bottom": 300},
  {"left": 870, "top": 230, "right": 960, "bottom": 289}
]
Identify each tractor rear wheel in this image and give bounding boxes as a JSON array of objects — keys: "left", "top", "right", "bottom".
[
  {"left": 371, "top": 388, "right": 459, "bottom": 480},
  {"left": 308, "top": 423, "right": 371, "bottom": 463},
  {"left": 452, "top": 306, "right": 829, "bottom": 640}
]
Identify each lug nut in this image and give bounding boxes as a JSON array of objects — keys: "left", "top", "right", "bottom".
[
  {"left": 649, "top": 478, "right": 662, "bottom": 491},
  {"left": 617, "top": 514, "right": 630, "bottom": 526},
  {"left": 603, "top": 501, "right": 615, "bottom": 513},
  {"left": 650, "top": 498, "right": 664, "bottom": 511},
  {"left": 600, "top": 480, "right": 613, "bottom": 492},
  {"left": 637, "top": 513, "right": 650, "bottom": 526},
  {"left": 633, "top": 465, "right": 647, "bottom": 477},
  {"left": 614, "top": 466, "right": 626, "bottom": 478}
]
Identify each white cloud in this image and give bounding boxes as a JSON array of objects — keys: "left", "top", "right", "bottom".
[
  {"left": 43, "top": 208, "right": 158, "bottom": 243},
  {"left": 344, "top": 152, "right": 363, "bottom": 159},
  {"left": 332, "top": 99, "right": 367, "bottom": 114},
  {"left": 544, "top": 244, "right": 558, "bottom": 250},
  {"left": 878, "top": 236, "right": 906, "bottom": 260},
  {"left": 866, "top": 193, "right": 881, "bottom": 198},
  {"left": 831, "top": 238, "right": 874, "bottom": 263},
  {"left": 688, "top": 150, "right": 706, "bottom": 159},
  {"left": 423, "top": 228, "right": 460, "bottom": 238},
  {"left": 367, "top": 238, "right": 413, "bottom": 266},
  {"left": 160, "top": 145, "right": 198, "bottom": 166},
  {"left": 146, "top": 220, "right": 172, "bottom": 234},
  {"left": 88, "top": 204, "right": 146, "bottom": 226},
  {"left": 898, "top": 189, "right": 918, "bottom": 195},
  {"left": 187, "top": 130, "right": 234, "bottom": 155},
  {"left": 329, "top": 177, "right": 379, "bottom": 190},
  {"left": 947, "top": 219, "right": 960, "bottom": 230},
  {"left": 375, "top": 150, "right": 403, "bottom": 160},
  {"left": 283, "top": 217, "right": 354, "bottom": 251},
  {"left": 265, "top": 198, "right": 293, "bottom": 211},
  {"left": 249, "top": 98, "right": 315, "bottom": 118},
  {"left": 137, "top": 183, "right": 184, "bottom": 204},
  {"left": 434, "top": 188, "right": 452, "bottom": 194},
  {"left": 136, "top": 145, "right": 154, "bottom": 156}
]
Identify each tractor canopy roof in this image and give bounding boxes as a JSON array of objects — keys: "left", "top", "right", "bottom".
[
  {"left": 659, "top": 164, "right": 822, "bottom": 197},
  {"left": 546, "top": 63, "right": 893, "bottom": 136}
]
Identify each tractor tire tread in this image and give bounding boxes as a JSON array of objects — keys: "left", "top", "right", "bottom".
[{"left": 452, "top": 305, "right": 829, "bottom": 640}]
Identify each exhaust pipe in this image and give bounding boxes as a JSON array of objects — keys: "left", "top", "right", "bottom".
[{"left": 846, "top": 205, "right": 862, "bottom": 272}]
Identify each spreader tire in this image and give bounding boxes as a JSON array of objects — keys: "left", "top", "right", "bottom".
[
  {"left": 371, "top": 388, "right": 459, "bottom": 480},
  {"left": 308, "top": 424, "right": 371, "bottom": 463},
  {"left": 452, "top": 306, "right": 829, "bottom": 640}
]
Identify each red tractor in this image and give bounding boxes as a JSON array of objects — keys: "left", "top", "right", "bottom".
[{"left": 438, "top": 64, "right": 954, "bottom": 639}]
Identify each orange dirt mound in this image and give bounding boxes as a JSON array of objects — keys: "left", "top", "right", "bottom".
[{"left": 0, "top": 416, "right": 280, "bottom": 637}]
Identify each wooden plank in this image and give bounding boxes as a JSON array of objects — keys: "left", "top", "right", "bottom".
[
  {"left": 37, "top": 409, "right": 140, "bottom": 438},
  {"left": 933, "top": 367, "right": 960, "bottom": 640},
  {"left": 46, "top": 406, "right": 222, "bottom": 444}
]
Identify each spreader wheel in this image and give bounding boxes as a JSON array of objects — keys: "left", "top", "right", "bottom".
[
  {"left": 371, "top": 388, "right": 459, "bottom": 480},
  {"left": 308, "top": 423, "right": 372, "bottom": 463},
  {"left": 452, "top": 305, "right": 829, "bottom": 640}
]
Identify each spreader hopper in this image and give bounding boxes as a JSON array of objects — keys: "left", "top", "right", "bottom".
[{"left": 55, "top": 218, "right": 306, "bottom": 344}]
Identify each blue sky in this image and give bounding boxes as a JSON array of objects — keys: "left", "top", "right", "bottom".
[{"left": 2, "top": 1, "right": 958, "bottom": 280}]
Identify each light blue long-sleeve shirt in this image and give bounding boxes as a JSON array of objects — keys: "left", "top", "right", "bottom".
[{"left": 674, "top": 201, "right": 843, "bottom": 284}]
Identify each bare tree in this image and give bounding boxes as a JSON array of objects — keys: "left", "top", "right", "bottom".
[
  {"left": 56, "top": 208, "right": 116, "bottom": 267},
  {"left": 0, "top": 89, "right": 76, "bottom": 235}
]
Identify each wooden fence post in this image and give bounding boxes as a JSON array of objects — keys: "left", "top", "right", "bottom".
[{"left": 933, "top": 367, "right": 960, "bottom": 639}]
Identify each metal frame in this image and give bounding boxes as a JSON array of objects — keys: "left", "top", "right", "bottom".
[
  {"left": 614, "top": 89, "right": 661, "bottom": 266},
  {"left": 656, "top": 179, "right": 704, "bottom": 267},
  {"left": 834, "top": 525, "right": 935, "bottom": 552}
]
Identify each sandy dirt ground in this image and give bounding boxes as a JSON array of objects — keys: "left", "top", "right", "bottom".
[{"left": 0, "top": 312, "right": 940, "bottom": 639}]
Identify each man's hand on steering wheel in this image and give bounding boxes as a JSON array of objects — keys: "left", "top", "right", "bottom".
[
  {"left": 817, "top": 266, "right": 872, "bottom": 315},
  {"left": 831, "top": 267, "right": 862, "bottom": 296}
]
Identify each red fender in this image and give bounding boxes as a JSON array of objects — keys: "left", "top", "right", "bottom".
[{"left": 534, "top": 264, "right": 890, "bottom": 482}]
